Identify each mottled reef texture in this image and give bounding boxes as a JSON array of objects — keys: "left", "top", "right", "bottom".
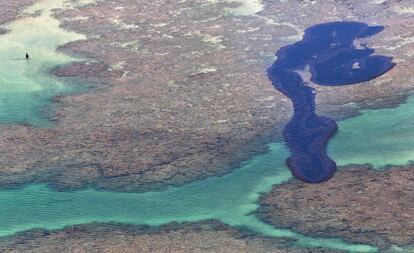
[
  {"left": 0, "top": 221, "right": 339, "bottom": 253},
  {"left": 258, "top": 166, "right": 414, "bottom": 250},
  {"left": 1, "top": 0, "right": 414, "bottom": 191},
  {"left": 0, "top": 0, "right": 36, "bottom": 33}
]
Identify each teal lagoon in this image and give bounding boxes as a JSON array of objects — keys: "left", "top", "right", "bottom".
[
  {"left": 3, "top": 89, "right": 414, "bottom": 252},
  {"left": 330, "top": 95, "right": 414, "bottom": 168},
  {"left": 0, "top": 0, "right": 412, "bottom": 252},
  {"left": 0, "top": 0, "right": 86, "bottom": 126},
  {"left": 3, "top": 93, "right": 414, "bottom": 252},
  {"left": 0, "top": 143, "right": 377, "bottom": 252}
]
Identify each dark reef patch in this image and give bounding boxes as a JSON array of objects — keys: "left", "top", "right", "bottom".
[{"left": 267, "top": 21, "right": 395, "bottom": 183}]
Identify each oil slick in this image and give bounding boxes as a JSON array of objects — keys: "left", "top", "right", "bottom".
[{"left": 267, "top": 22, "right": 395, "bottom": 183}]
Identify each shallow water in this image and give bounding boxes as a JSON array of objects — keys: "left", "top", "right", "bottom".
[
  {"left": 0, "top": 1, "right": 411, "bottom": 253},
  {"left": 0, "top": 0, "right": 86, "bottom": 126},
  {"left": 330, "top": 95, "right": 414, "bottom": 168},
  {"left": 267, "top": 22, "right": 395, "bottom": 183},
  {"left": 3, "top": 91, "right": 413, "bottom": 251},
  {"left": 0, "top": 143, "right": 376, "bottom": 252}
]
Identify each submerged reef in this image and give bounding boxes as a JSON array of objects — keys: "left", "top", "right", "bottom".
[
  {"left": 258, "top": 166, "right": 414, "bottom": 249},
  {"left": 267, "top": 21, "right": 395, "bottom": 183}
]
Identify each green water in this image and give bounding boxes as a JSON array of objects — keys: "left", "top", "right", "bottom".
[
  {"left": 330, "top": 95, "right": 414, "bottom": 168},
  {"left": 7, "top": 94, "right": 414, "bottom": 252},
  {"left": 0, "top": 0, "right": 413, "bottom": 252},
  {"left": 2, "top": 94, "right": 412, "bottom": 252},
  {"left": 0, "top": 144, "right": 376, "bottom": 252},
  {"left": 0, "top": 0, "right": 86, "bottom": 126}
]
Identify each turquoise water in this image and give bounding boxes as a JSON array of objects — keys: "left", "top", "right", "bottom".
[
  {"left": 0, "top": 144, "right": 377, "bottom": 252},
  {"left": 267, "top": 21, "right": 394, "bottom": 183},
  {"left": 330, "top": 95, "right": 414, "bottom": 168},
  {"left": 0, "top": 144, "right": 291, "bottom": 235},
  {"left": 0, "top": 0, "right": 86, "bottom": 126},
  {"left": 0, "top": 0, "right": 412, "bottom": 252},
  {"left": 2, "top": 93, "right": 412, "bottom": 252},
  {"left": 4, "top": 94, "right": 414, "bottom": 253},
  {"left": 5, "top": 88, "right": 414, "bottom": 249},
  {"left": 3, "top": 95, "right": 414, "bottom": 252}
]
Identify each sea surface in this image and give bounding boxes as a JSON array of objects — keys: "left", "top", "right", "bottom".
[
  {"left": 3, "top": 93, "right": 414, "bottom": 252},
  {"left": 0, "top": 0, "right": 86, "bottom": 126},
  {"left": 267, "top": 21, "right": 395, "bottom": 183},
  {"left": 0, "top": 0, "right": 411, "bottom": 252}
]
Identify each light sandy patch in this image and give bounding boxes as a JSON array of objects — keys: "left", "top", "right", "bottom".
[{"left": 208, "top": 0, "right": 263, "bottom": 16}]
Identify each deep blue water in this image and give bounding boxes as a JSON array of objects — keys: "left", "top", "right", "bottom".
[{"left": 267, "top": 22, "right": 395, "bottom": 183}]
